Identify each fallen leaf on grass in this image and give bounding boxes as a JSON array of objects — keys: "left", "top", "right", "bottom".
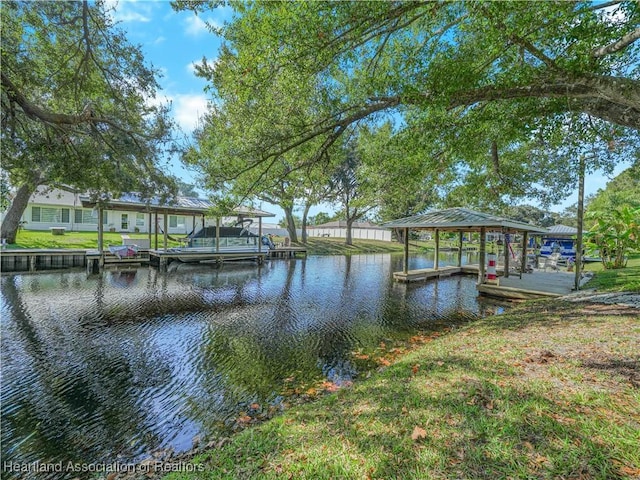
[
  {"left": 321, "top": 381, "right": 340, "bottom": 392},
  {"left": 411, "top": 426, "right": 427, "bottom": 441},
  {"left": 378, "top": 357, "right": 392, "bottom": 367},
  {"left": 237, "top": 414, "right": 252, "bottom": 424},
  {"left": 411, "top": 364, "right": 420, "bottom": 375}
]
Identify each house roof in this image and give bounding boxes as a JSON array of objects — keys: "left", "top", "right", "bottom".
[
  {"left": 381, "top": 207, "right": 547, "bottom": 233},
  {"left": 546, "top": 224, "right": 578, "bottom": 235},
  {"left": 79, "top": 193, "right": 275, "bottom": 217},
  {"left": 312, "top": 220, "right": 387, "bottom": 230}
]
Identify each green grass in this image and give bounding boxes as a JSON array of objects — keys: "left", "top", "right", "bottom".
[
  {"left": 583, "top": 254, "right": 640, "bottom": 292},
  {"left": 4, "top": 229, "right": 182, "bottom": 249},
  {"left": 297, "top": 237, "right": 412, "bottom": 255},
  {"left": 166, "top": 298, "right": 640, "bottom": 480}
]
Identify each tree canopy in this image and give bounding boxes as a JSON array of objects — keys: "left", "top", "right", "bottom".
[
  {"left": 1, "top": 0, "right": 177, "bottom": 242},
  {"left": 586, "top": 160, "right": 640, "bottom": 213},
  {"left": 176, "top": 0, "right": 639, "bottom": 222}
]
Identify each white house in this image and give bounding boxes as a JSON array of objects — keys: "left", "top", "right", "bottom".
[{"left": 1, "top": 186, "right": 274, "bottom": 235}]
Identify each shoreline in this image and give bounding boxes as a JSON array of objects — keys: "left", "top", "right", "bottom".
[{"left": 114, "top": 290, "right": 639, "bottom": 480}]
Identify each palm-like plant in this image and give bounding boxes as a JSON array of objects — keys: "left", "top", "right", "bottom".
[{"left": 585, "top": 207, "right": 640, "bottom": 269}]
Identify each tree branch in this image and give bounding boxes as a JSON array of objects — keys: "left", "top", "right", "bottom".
[
  {"left": 584, "top": 1, "right": 623, "bottom": 12},
  {"left": 2, "top": 72, "right": 92, "bottom": 125},
  {"left": 592, "top": 27, "right": 640, "bottom": 58}
]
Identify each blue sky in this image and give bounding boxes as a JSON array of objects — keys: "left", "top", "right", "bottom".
[
  {"left": 109, "top": 1, "right": 630, "bottom": 221},
  {"left": 107, "top": 0, "right": 226, "bottom": 179}
]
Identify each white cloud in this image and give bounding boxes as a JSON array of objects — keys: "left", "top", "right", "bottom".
[
  {"left": 172, "top": 93, "right": 210, "bottom": 132},
  {"left": 186, "top": 61, "right": 200, "bottom": 76},
  {"left": 104, "top": 0, "right": 155, "bottom": 23},
  {"left": 183, "top": 15, "right": 222, "bottom": 37}
]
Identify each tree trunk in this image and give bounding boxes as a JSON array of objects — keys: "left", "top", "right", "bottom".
[
  {"left": 283, "top": 206, "right": 298, "bottom": 243},
  {"left": 345, "top": 215, "right": 356, "bottom": 246},
  {"left": 301, "top": 202, "right": 311, "bottom": 243},
  {"left": 1, "top": 182, "right": 38, "bottom": 244}
]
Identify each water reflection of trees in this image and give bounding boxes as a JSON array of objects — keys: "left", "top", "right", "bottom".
[
  {"left": 1, "top": 256, "right": 506, "bottom": 476},
  {"left": 0, "top": 276, "right": 170, "bottom": 477},
  {"left": 188, "top": 256, "right": 404, "bottom": 434}
]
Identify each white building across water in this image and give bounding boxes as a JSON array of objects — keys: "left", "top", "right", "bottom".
[
  {"left": 1, "top": 186, "right": 273, "bottom": 236},
  {"left": 307, "top": 220, "right": 391, "bottom": 241}
]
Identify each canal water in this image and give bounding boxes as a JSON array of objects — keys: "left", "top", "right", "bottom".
[{"left": 1, "top": 253, "right": 500, "bottom": 478}]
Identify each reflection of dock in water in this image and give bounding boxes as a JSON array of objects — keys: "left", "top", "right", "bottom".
[{"left": 148, "top": 247, "right": 267, "bottom": 271}]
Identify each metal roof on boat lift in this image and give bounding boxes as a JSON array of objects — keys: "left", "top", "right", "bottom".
[
  {"left": 79, "top": 193, "right": 275, "bottom": 217},
  {"left": 546, "top": 224, "right": 579, "bottom": 235},
  {"left": 382, "top": 207, "right": 548, "bottom": 233}
]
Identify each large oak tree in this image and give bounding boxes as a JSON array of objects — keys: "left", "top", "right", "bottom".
[
  {"left": 173, "top": 1, "right": 639, "bottom": 221},
  {"left": 1, "top": 1, "right": 177, "bottom": 243}
]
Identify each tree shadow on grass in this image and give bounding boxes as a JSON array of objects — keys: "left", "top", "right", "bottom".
[
  {"left": 199, "top": 355, "right": 635, "bottom": 479},
  {"left": 325, "top": 355, "right": 632, "bottom": 480},
  {"left": 478, "top": 298, "right": 638, "bottom": 333}
]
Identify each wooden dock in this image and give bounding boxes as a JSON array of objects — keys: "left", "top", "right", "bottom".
[
  {"left": 1, "top": 244, "right": 300, "bottom": 274},
  {"left": 86, "top": 249, "right": 151, "bottom": 273},
  {"left": 477, "top": 271, "right": 590, "bottom": 300},
  {"left": 392, "top": 264, "right": 590, "bottom": 301},
  {"left": 268, "top": 246, "right": 307, "bottom": 258},
  {"left": 393, "top": 265, "right": 479, "bottom": 283},
  {"left": 1, "top": 249, "right": 88, "bottom": 273}
]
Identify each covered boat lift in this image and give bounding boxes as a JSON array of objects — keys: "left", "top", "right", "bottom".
[
  {"left": 80, "top": 194, "right": 275, "bottom": 271},
  {"left": 382, "top": 208, "right": 548, "bottom": 287}
]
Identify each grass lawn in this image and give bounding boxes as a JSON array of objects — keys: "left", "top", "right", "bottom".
[
  {"left": 297, "top": 237, "right": 412, "bottom": 255},
  {"left": 167, "top": 297, "right": 639, "bottom": 480},
  {"left": 583, "top": 254, "right": 640, "bottom": 292},
  {"left": 4, "top": 229, "right": 182, "bottom": 249}
]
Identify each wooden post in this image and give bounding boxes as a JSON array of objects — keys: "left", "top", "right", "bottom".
[
  {"left": 521, "top": 231, "right": 528, "bottom": 278},
  {"left": 434, "top": 228, "right": 439, "bottom": 270},
  {"left": 216, "top": 217, "right": 221, "bottom": 253},
  {"left": 478, "top": 227, "right": 486, "bottom": 284},
  {"left": 458, "top": 231, "right": 463, "bottom": 267},
  {"left": 403, "top": 228, "right": 409, "bottom": 274},
  {"left": 97, "top": 207, "right": 104, "bottom": 252},
  {"left": 148, "top": 212, "right": 152, "bottom": 246},
  {"left": 163, "top": 210, "right": 168, "bottom": 251},
  {"left": 257, "top": 217, "right": 262, "bottom": 254},
  {"left": 154, "top": 212, "right": 158, "bottom": 250},
  {"left": 504, "top": 230, "right": 510, "bottom": 278},
  {"left": 575, "top": 156, "right": 585, "bottom": 291}
]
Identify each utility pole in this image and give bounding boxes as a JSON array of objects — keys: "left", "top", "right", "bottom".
[{"left": 575, "top": 156, "right": 586, "bottom": 291}]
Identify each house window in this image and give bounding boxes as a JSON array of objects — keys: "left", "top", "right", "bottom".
[
  {"left": 31, "top": 206, "right": 69, "bottom": 223},
  {"left": 121, "top": 214, "right": 129, "bottom": 230},
  {"left": 168, "top": 215, "right": 185, "bottom": 228},
  {"left": 136, "top": 213, "right": 145, "bottom": 227},
  {"left": 74, "top": 209, "right": 98, "bottom": 225}
]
